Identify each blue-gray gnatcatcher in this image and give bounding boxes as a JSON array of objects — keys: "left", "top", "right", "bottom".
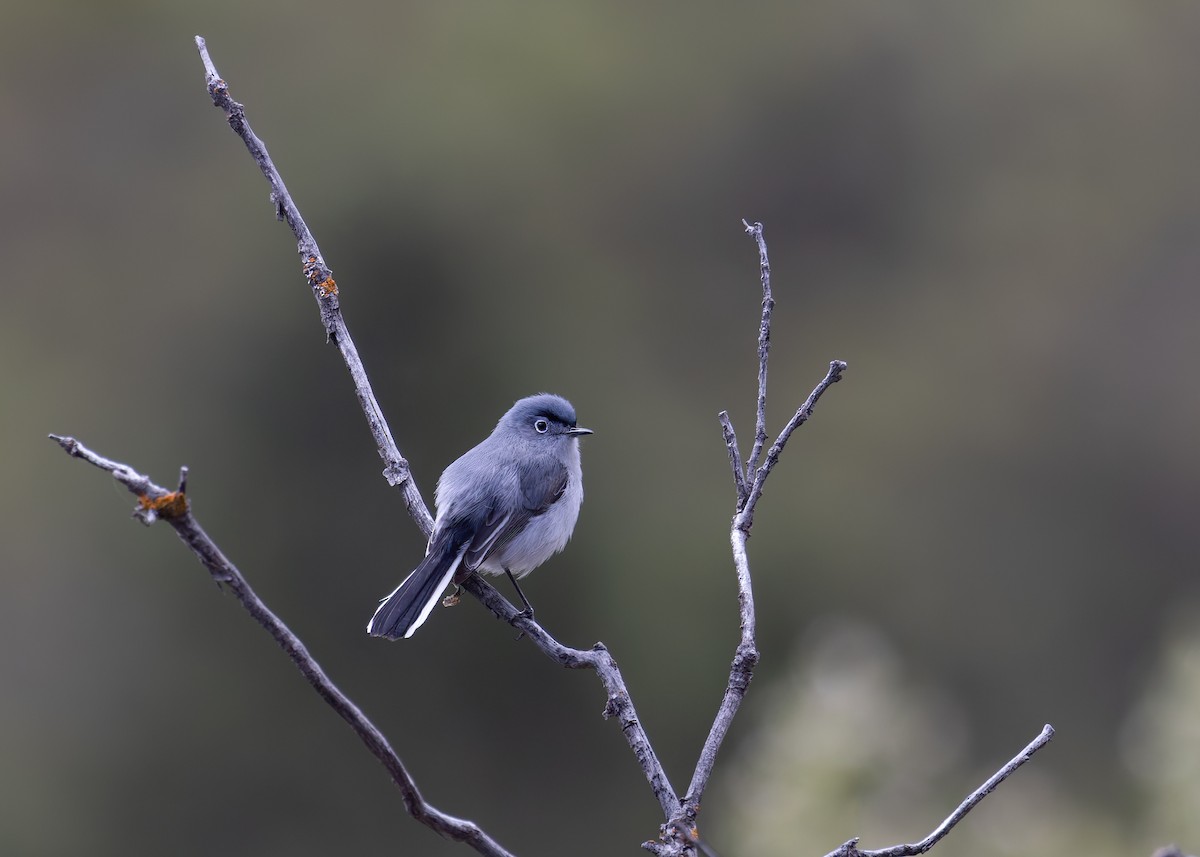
[{"left": 367, "top": 393, "right": 592, "bottom": 640}]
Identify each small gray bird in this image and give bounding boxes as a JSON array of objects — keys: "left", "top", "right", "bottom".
[{"left": 367, "top": 393, "right": 592, "bottom": 640}]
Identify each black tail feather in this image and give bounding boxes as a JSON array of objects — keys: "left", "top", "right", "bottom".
[{"left": 367, "top": 538, "right": 463, "bottom": 640}]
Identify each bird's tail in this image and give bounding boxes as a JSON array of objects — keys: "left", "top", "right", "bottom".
[{"left": 367, "top": 537, "right": 464, "bottom": 640}]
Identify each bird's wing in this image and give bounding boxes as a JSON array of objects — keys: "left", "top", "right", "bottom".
[
  {"left": 461, "top": 456, "right": 569, "bottom": 571},
  {"left": 518, "top": 455, "right": 570, "bottom": 513},
  {"left": 461, "top": 503, "right": 515, "bottom": 571}
]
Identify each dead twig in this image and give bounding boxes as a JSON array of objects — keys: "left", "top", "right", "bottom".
[
  {"left": 679, "top": 223, "right": 846, "bottom": 836},
  {"left": 822, "top": 724, "right": 1056, "bottom": 857}
]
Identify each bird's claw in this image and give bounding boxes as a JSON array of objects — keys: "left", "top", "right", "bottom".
[{"left": 511, "top": 606, "right": 535, "bottom": 640}]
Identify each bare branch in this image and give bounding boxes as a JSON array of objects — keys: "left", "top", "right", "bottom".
[
  {"left": 680, "top": 500, "right": 760, "bottom": 819},
  {"left": 740, "top": 358, "right": 847, "bottom": 527},
  {"left": 742, "top": 219, "right": 774, "bottom": 483},
  {"left": 687, "top": 225, "right": 847, "bottom": 825},
  {"left": 822, "top": 724, "right": 1057, "bottom": 857},
  {"left": 48, "top": 435, "right": 516, "bottom": 857},
  {"left": 460, "top": 575, "right": 680, "bottom": 818},
  {"left": 717, "top": 410, "right": 748, "bottom": 503},
  {"left": 194, "top": 35, "right": 432, "bottom": 536}
]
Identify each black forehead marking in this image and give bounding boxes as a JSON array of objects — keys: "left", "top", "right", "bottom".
[
  {"left": 515, "top": 394, "right": 576, "bottom": 427},
  {"left": 539, "top": 401, "right": 576, "bottom": 425}
]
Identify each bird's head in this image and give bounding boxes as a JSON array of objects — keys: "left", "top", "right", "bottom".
[{"left": 499, "top": 393, "right": 593, "bottom": 442}]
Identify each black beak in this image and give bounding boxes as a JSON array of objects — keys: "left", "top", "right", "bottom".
[{"left": 567, "top": 427, "right": 594, "bottom": 436}]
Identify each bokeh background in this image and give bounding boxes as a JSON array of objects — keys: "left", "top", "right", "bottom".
[{"left": 4, "top": 2, "right": 1199, "bottom": 855}]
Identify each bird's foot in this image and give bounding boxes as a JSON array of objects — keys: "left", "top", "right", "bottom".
[{"left": 510, "top": 606, "right": 535, "bottom": 640}]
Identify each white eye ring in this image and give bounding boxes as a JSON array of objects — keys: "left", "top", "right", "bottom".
[{"left": 534, "top": 418, "right": 549, "bottom": 433}]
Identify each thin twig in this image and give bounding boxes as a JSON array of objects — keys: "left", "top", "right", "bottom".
[
  {"left": 48, "top": 435, "right": 516, "bottom": 857},
  {"left": 460, "top": 575, "right": 680, "bottom": 818},
  {"left": 685, "top": 225, "right": 847, "bottom": 823},
  {"left": 822, "top": 724, "right": 1056, "bottom": 857},
  {"left": 740, "top": 358, "right": 847, "bottom": 528},
  {"left": 717, "top": 410, "right": 748, "bottom": 504},
  {"left": 742, "top": 220, "right": 774, "bottom": 486},
  {"left": 194, "top": 35, "right": 432, "bottom": 536}
]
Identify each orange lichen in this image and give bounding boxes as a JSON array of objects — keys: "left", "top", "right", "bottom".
[
  {"left": 301, "top": 256, "right": 337, "bottom": 296},
  {"left": 138, "top": 491, "right": 188, "bottom": 518},
  {"left": 302, "top": 255, "right": 320, "bottom": 280}
]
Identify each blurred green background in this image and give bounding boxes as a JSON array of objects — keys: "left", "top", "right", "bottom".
[{"left": 4, "top": 2, "right": 1199, "bottom": 855}]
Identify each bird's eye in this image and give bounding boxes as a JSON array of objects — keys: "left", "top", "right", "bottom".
[{"left": 534, "top": 418, "right": 549, "bottom": 433}]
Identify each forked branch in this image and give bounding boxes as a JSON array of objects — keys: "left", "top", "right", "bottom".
[
  {"left": 680, "top": 222, "right": 846, "bottom": 831},
  {"left": 49, "top": 36, "right": 1055, "bottom": 857}
]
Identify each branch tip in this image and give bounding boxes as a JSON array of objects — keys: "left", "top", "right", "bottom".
[
  {"left": 744, "top": 218, "right": 773, "bottom": 480},
  {"left": 832, "top": 724, "right": 1057, "bottom": 857},
  {"left": 49, "top": 433, "right": 77, "bottom": 455},
  {"left": 717, "top": 411, "right": 748, "bottom": 500}
]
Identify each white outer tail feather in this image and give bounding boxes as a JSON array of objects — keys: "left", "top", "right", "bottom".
[{"left": 365, "top": 550, "right": 464, "bottom": 639}]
